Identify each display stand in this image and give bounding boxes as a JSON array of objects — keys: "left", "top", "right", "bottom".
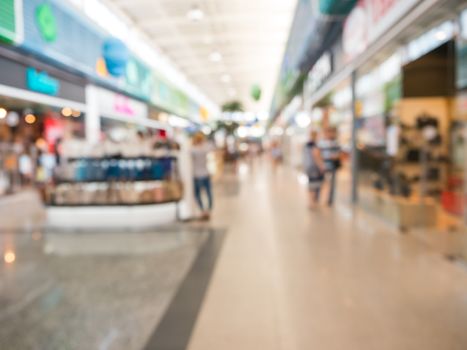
[{"left": 45, "top": 155, "right": 183, "bottom": 230}]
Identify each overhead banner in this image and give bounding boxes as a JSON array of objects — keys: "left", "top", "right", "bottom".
[
  {"left": 18, "top": 0, "right": 200, "bottom": 119},
  {"left": 317, "top": 0, "right": 357, "bottom": 16},
  {"left": 96, "top": 87, "right": 148, "bottom": 121}
]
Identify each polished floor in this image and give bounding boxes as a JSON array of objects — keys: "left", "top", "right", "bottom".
[
  {"left": 188, "top": 161, "right": 467, "bottom": 350},
  {"left": 1, "top": 160, "right": 467, "bottom": 350}
]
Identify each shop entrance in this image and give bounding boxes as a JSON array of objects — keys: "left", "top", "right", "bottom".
[
  {"left": 0, "top": 96, "right": 85, "bottom": 197},
  {"left": 398, "top": 40, "right": 459, "bottom": 229}
]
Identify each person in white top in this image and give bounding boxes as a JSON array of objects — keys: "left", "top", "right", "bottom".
[{"left": 191, "top": 132, "right": 215, "bottom": 220}]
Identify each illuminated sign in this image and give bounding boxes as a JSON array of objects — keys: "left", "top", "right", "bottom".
[
  {"left": 96, "top": 87, "right": 147, "bottom": 120},
  {"left": 343, "top": 0, "right": 419, "bottom": 61},
  {"left": 26, "top": 68, "right": 60, "bottom": 95},
  {"left": 305, "top": 53, "right": 333, "bottom": 95},
  {"left": 0, "top": 0, "right": 17, "bottom": 43},
  {"left": 35, "top": 3, "right": 58, "bottom": 43}
]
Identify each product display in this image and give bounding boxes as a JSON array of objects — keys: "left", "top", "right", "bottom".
[
  {"left": 46, "top": 156, "right": 183, "bottom": 206},
  {"left": 47, "top": 180, "right": 183, "bottom": 206}
]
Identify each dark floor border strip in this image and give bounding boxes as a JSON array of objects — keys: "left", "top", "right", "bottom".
[{"left": 143, "top": 228, "right": 227, "bottom": 350}]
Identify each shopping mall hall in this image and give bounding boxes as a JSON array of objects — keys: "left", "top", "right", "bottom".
[{"left": 1, "top": 0, "right": 467, "bottom": 349}]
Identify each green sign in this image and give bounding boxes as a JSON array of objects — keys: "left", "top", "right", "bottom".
[
  {"left": 384, "top": 76, "right": 401, "bottom": 113},
  {"left": 36, "top": 3, "right": 58, "bottom": 43},
  {"left": 0, "top": 0, "right": 17, "bottom": 43},
  {"left": 319, "top": 0, "right": 357, "bottom": 16}
]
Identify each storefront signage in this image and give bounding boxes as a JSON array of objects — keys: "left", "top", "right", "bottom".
[
  {"left": 102, "top": 37, "right": 129, "bottom": 78},
  {"left": 305, "top": 52, "right": 333, "bottom": 95},
  {"left": 0, "top": 0, "right": 18, "bottom": 43},
  {"left": 22, "top": 0, "right": 151, "bottom": 100},
  {"left": 405, "top": 21, "right": 455, "bottom": 63},
  {"left": 26, "top": 67, "right": 60, "bottom": 96},
  {"left": 96, "top": 87, "right": 148, "bottom": 120},
  {"left": 19, "top": 0, "right": 202, "bottom": 120},
  {"left": 0, "top": 56, "right": 85, "bottom": 102},
  {"left": 343, "top": 0, "right": 419, "bottom": 61}
]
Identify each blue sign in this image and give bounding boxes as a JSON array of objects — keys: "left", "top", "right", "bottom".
[
  {"left": 103, "top": 37, "right": 129, "bottom": 78},
  {"left": 26, "top": 67, "right": 60, "bottom": 95}
]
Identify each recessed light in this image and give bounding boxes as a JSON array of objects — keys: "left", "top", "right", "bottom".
[
  {"left": 187, "top": 6, "right": 204, "bottom": 22},
  {"left": 203, "top": 36, "right": 213, "bottom": 45},
  {"left": 435, "top": 30, "right": 447, "bottom": 41},
  {"left": 221, "top": 74, "right": 231, "bottom": 83},
  {"left": 209, "top": 51, "right": 222, "bottom": 62},
  {"left": 0, "top": 108, "right": 7, "bottom": 119}
]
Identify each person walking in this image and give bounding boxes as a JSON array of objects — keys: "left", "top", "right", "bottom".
[
  {"left": 270, "top": 140, "right": 283, "bottom": 172},
  {"left": 303, "top": 130, "right": 325, "bottom": 209},
  {"left": 319, "top": 127, "right": 342, "bottom": 206},
  {"left": 191, "top": 132, "right": 215, "bottom": 220}
]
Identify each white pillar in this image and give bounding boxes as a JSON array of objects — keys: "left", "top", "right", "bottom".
[
  {"left": 176, "top": 131, "right": 196, "bottom": 220},
  {"left": 85, "top": 85, "right": 100, "bottom": 145}
]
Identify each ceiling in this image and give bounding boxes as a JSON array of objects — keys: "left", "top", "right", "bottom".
[{"left": 104, "top": 0, "right": 298, "bottom": 113}]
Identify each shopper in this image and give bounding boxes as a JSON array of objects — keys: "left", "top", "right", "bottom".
[
  {"left": 191, "top": 132, "right": 215, "bottom": 220},
  {"left": 303, "top": 130, "right": 325, "bottom": 209},
  {"left": 270, "top": 140, "right": 283, "bottom": 171},
  {"left": 319, "top": 127, "right": 342, "bottom": 206}
]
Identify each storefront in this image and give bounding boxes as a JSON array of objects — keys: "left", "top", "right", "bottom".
[
  {"left": 354, "top": 15, "right": 462, "bottom": 230},
  {"left": 301, "top": 0, "right": 467, "bottom": 235},
  {"left": 45, "top": 84, "right": 182, "bottom": 229},
  {"left": 0, "top": 53, "right": 86, "bottom": 196}
]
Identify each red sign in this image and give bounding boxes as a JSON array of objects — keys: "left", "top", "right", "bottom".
[
  {"left": 343, "top": 0, "right": 418, "bottom": 61},
  {"left": 370, "top": 0, "right": 397, "bottom": 23}
]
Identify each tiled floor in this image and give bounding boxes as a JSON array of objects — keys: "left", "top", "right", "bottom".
[
  {"left": 1, "top": 160, "right": 467, "bottom": 350},
  {"left": 187, "top": 161, "right": 467, "bottom": 350},
  {"left": 0, "top": 226, "right": 209, "bottom": 350}
]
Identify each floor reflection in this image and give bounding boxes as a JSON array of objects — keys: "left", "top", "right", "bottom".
[{"left": 0, "top": 226, "right": 210, "bottom": 350}]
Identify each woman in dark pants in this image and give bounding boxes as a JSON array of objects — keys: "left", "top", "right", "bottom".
[
  {"left": 191, "top": 133, "right": 215, "bottom": 220},
  {"left": 303, "top": 130, "right": 325, "bottom": 209}
]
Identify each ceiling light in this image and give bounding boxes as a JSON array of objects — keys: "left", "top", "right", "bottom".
[
  {"left": 435, "top": 30, "right": 447, "bottom": 41},
  {"left": 202, "top": 126, "right": 212, "bottom": 135},
  {"left": 270, "top": 126, "right": 284, "bottom": 136},
  {"left": 209, "top": 51, "right": 222, "bottom": 62},
  {"left": 250, "top": 126, "right": 265, "bottom": 138},
  {"left": 187, "top": 6, "right": 204, "bottom": 22},
  {"left": 168, "top": 115, "right": 190, "bottom": 128},
  {"left": 203, "top": 36, "right": 213, "bottom": 45},
  {"left": 72, "top": 110, "right": 81, "bottom": 118},
  {"left": 236, "top": 126, "right": 248, "bottom": 138},
  {"left": 221, "top": 74, "right": 231, "bottom": 83},
  {"left": 296, "top": 112, "right": 311, "bottom": 128},
  {"left": 258, "top": 112, "right": 269, "bottom": 121},
  {"left": 0, "top": 108, "right": 7, "bottom": 119}
]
